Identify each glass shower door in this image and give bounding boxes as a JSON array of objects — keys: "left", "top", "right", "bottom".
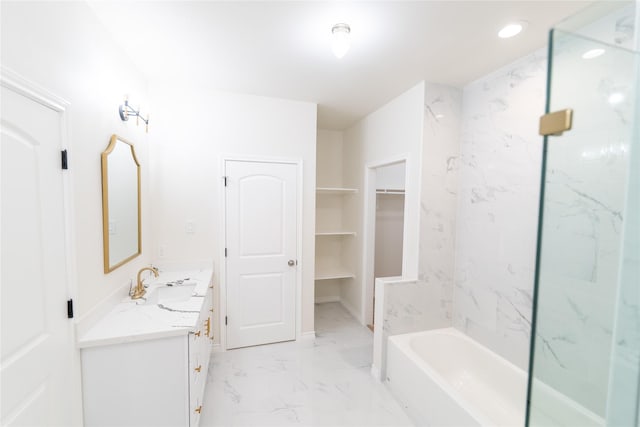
[{"left": 527, "top": 10, "right": 639, "bottom": 427}]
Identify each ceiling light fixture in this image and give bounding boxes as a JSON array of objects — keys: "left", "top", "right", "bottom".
[
  {"left": 582, "top": 48, "right": 606, "bottom": 59},
  {"left": 498, "top": 22, "right": 526, "bottom": 39},
  {"left": 331, "top": 23, "right": 351, "bottom": 59},
  {"left": 608, "top": 92, "right": 625, "bottom": 105}
]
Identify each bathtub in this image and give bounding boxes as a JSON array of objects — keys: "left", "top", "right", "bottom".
[{"left": 386, "top": 328, "right": 527, "bottom": 426}]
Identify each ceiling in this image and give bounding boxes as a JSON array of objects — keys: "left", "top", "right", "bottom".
[{"left": 88, "top": 1, "right": 594, "bottom": 130}]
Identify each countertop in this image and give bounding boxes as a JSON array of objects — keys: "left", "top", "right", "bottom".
[{"left": 78, "top": 269, "right": 213, "bottom": 349}]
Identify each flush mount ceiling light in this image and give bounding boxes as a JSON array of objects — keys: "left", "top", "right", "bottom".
[
  {"left": 331, "top": 23, "right": 351, "bottom": 59},
  {"left": 498, "top": 22, "right": 526, "bottom": 39},
  {"left": 582, "top": 48, "right": 606, "bottom": 59}
]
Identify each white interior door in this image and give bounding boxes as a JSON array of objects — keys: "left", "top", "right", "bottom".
[
  {"left": 225, "top": 160, "right": 297, "bottom": 349},
  {"left": 1, "top": 83, "right": 74, "bottom": 426}
]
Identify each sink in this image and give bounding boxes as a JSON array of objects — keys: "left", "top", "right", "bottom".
[{"left": 144, "top": 284, "right": 196, "bottom": 305}]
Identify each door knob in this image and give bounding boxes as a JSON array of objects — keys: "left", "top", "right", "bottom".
[{"left": 288, "top": 260, "right": 295, "bottom": 266}]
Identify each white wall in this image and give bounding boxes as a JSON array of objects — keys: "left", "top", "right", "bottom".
[
  {"left": 149, "top": 82, "right": 317, "bottom": 342},
  {"left": 1, "top": 1, "right": 151, "bottom": 423},
  {"left": 343, "top": 82, "right": 425, "bottom": 323},
  {"left": 1, "top": 0, "right": 152, "bottom": 318},
  {"left": 374, "top": 194, "right": 405, "bottom": 279}
]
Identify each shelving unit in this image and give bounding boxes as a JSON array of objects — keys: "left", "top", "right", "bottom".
[
  {"left": 314, "top": 131, "right": 359, "bottom": 303},
  {"left": 314, "top": 187, "right": 357, "bottom": 282},
  {"left": 315, "top": 271, "right": 355, "bottom": 281},
  {"left": 316, "top": 187, "right": 358, "bottom": 194},
  {"left": 315, "top": 231, "right": 357, "bottom": 236}
]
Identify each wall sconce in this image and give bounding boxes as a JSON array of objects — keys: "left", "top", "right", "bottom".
[{"left": 119, "top": 97, "right": 149, "bottom": 133}]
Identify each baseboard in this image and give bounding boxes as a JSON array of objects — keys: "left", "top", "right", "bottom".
[
  {"left": 339, "top": 298, "right": 362, "bottom": 324},
  {"left": 297, "top": 330, "right": 316, "bottom": 344},
  {"left": 314, "top": 295, "right": 340, "bottom": 304}
]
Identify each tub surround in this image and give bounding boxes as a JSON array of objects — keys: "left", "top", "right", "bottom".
[
  {"left": 453, "top": 49, "right": 546, "bottom": 370},
  {"left": 372, "top": 277, "right": 423, "bottom": 379},
  {"left": 78, "top": 268, "right": 213, "bottom": 348},
  {"left": 418, "top": 83, "right": 462, "bottom": 328}
]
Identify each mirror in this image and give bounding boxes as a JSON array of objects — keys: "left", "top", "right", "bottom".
[{"left": 101, "top": 135, "right": 141, "bottom": 273}]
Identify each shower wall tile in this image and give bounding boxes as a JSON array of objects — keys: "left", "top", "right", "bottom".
[
  {"left": 452, "top": 49, "right": 547, "bottom": 370},
  {"left": 418, "top": 83, "right": 462, "bottom": 329}
]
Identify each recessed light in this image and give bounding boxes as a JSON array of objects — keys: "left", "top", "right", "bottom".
[
  {"left": 608, "top": 92, "right": 624, "bottom": 105},
  {"left": 498, "top": 22, "right": 526, "bottom": 39},
  {"left": 582, "top": 48, "right": 605, "bottom": 59},
  {"left": 435, "top": 114, "right": 445, "bottom": 119}
]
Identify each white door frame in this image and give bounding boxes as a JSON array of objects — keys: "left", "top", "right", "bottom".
[
  {"left": 0, "top": 66, "right": 81, "bottom": 424},
  {"left": 219, "top": 155, "right": 303, "bottom": 351},
  {"left": 360, "top": 154, "right": 410, "bottom": 326}
]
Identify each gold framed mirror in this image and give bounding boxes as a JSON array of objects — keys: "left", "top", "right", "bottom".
[{"left": 101, "top": 135, "right": 141, "bottom": 273}]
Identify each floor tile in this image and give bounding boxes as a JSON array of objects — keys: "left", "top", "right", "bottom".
[{"left": 200, "top": 302, "right": 413, "bottom": 426}]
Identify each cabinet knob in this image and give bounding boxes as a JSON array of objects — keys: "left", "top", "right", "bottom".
[
  {"left": 194, "top": 365, "right": 202, "bottom": 373},
  {"left": 195, "top": 405, "right": 202, "bottom": 414}
]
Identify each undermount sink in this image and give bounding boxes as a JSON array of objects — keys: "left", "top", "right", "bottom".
[{"left": 144, "top": 284, "right": 196, "bottom": 305}]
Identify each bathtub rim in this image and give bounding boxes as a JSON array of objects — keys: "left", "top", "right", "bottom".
[{"left": 387, "top": 327, "right": 527, "bottom": 426}]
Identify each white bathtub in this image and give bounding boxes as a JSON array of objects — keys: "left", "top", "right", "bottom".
[{"left": 386, "top": 328, "right": 527, "bottom": 426}]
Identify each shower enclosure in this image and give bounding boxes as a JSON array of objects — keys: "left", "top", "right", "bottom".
[{"left": 527, "top": 2, "right": 639, "bottom": 426}]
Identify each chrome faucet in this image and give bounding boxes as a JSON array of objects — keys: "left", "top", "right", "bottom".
[{"left": 132, "top": 266, "right": 159, "bottom": 300}]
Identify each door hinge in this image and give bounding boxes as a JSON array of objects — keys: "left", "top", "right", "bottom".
[
  {"left": 61, "top": 150, "right": 68, "bottom": 170},
  {"left": 225, "top": 316, "right": 228, "bottom": 325},
  {"left": 67, "top": 299, "right": 74, "bottom": 319},
  {"left": 223, "top": 176, "right": 228, "bottom": 187}
]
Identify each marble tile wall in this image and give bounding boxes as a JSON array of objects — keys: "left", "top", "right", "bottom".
[
  {"left": 373, "top": 278, "right": 434, "bottom": 380},
  {"left": 452, "top": 50, "right": 547, "bottom": 370},
  {"left": 418, "top": 83, "right": 462, "bottom": 329}
]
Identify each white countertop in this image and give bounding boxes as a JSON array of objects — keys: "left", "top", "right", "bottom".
[{"left": 78, "top": 269, "right": 213, "bottom": 349}]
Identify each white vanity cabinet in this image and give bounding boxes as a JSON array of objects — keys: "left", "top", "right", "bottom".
[{"left": 79, "top": 270, "right": 214, "bottom": 427}]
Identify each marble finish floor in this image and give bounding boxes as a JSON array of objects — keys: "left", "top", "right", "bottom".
[{"left": 200, "top": 302, "right": 413, "bottom": 426}]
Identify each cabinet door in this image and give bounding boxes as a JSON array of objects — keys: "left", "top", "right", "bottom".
[{"left": 82, "top": 337, "right": 189, "bottom": 426}]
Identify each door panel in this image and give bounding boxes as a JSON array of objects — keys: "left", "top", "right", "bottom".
[
  {"left": 226, "top": 161, "right": 297, "bottom": 349},
  {"left": 1, "top": 84, "right": 73, "bottom": 426}
]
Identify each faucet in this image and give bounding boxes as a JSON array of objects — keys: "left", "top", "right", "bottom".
[{"left": 132, "top": 266, "right": 159, "bottom": 300}]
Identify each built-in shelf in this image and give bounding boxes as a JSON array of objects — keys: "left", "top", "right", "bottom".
[
  {"left": 316, "top": 187, "right": 358, "bottom": 194},
  {"left": 315, "top": 231, "right": 357, "bottom": 237},
  {"left": 376, "top": 189, "right": 405, "bottom": 195},
  {"left": 315, "top": 271, "right": 355, "bottom": 281}
]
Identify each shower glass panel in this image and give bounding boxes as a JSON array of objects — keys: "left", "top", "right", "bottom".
[{"left": 527, "top": 4, "right": 639, "bottom": 426}]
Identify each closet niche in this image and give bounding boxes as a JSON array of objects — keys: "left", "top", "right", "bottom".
[
  {"left": 314, "top": 130, "right": 358, "bottom": 306},
  {"left": 101, "top": 134, "right": 141, "bottom": 273}
]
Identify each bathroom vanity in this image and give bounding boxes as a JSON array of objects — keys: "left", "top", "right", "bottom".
[{"left": 78, "top": 269, "right": 214, "bottom": 427}]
